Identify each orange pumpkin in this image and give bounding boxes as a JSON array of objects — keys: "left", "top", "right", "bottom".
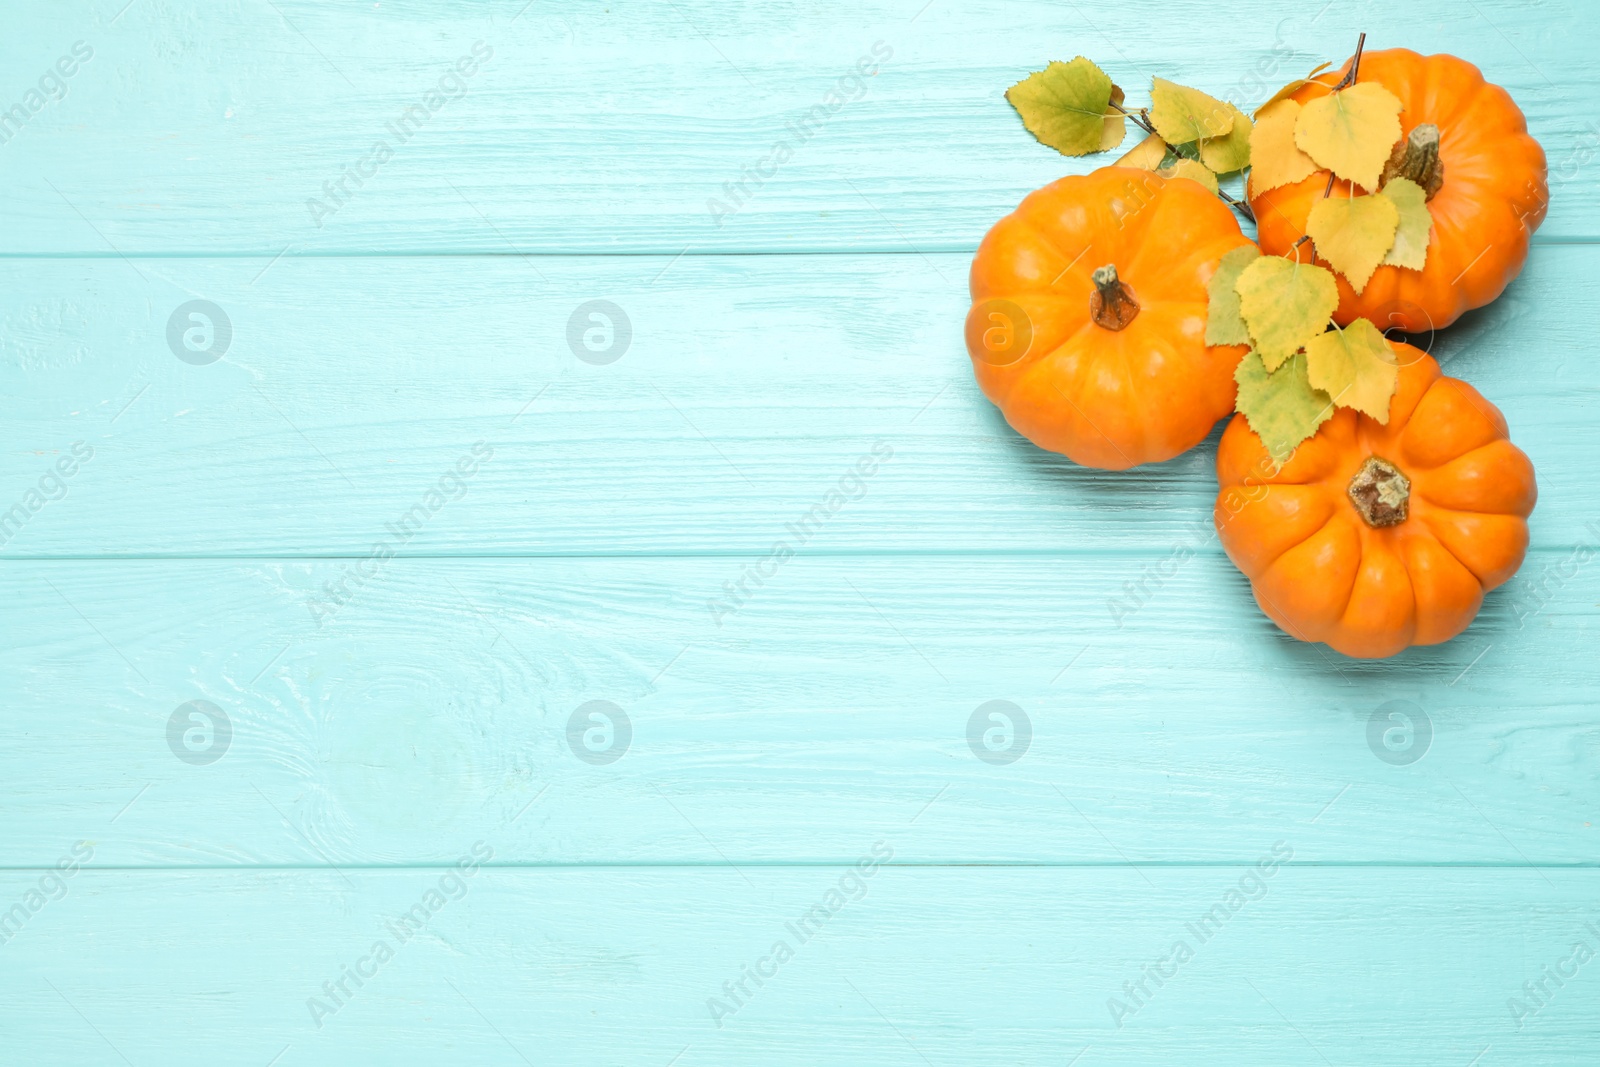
[
  {"left": 1251, "top": 49, "right": 1547, "bottom": 332},
  {"left": 967, "top": 167, "right": 1253, "bottom": 470},
  {"left": 1214, "top": 345, "right": 1536, "bottom": 658}
]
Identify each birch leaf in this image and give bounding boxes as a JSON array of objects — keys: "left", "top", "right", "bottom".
[
  {"left": 1149, "top": 77, "right": 1234, "bottom": 144},
  {"left": 1379, "top": 176, "right": 1432, "bottom": 269},
  {"left": 1293, "top": 82, "right": 1404, "bottom": 190},
  {"left": 1236, "top": 255, "right": 1340, "bottom": 371},
  {"left": 1199, "top": 102, "right": 1254, "bottom": 173},
  {"left": 1234, "top": 350, "right": 1335, "bottom": 464},
  {"left": 1304, "top": 318, "right": 1400, "bottom": 422},
  {"left": 1116, "top": 131, "right": 1169, "bottom": 169},
  {"left": 1206, "top": 245, "right": 1262, "bottom": 347},
  {"left": 1254, "top": 61, "right": 1334, "bottom": 116},
  {"left": 1006, "top": 58, "right": 1120, "bottom": 156},
  {"left": 1249, "top": 99, "right": 1319, "bottom": 195},
  {"left": 1100, "top": 84, "right": 1128, "bottom": 151},
  {"left": 1304, "top": 191, "right": 1400, "bottom": 293},
  {"left": 1158, "top": 158, "right": 1219, "bottom": 193}
]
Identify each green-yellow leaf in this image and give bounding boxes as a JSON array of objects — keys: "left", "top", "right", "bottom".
[
  {"left": 1379, "top": 176, "right": 1432, "bottom": 269},
  {"left": 1253, "top": 61, "right": 1334, "bottom": 117},
  {"left": 1293, "top": 82, "right": 1403, "bottom": 190},
  {"left": 1149, "top": 77, "right": 1234, "bottom": 144},
  {"left": 1249, "top": 99, "right": 1319, "bottom": 196},
  {"left": 1206, "top": 245, "right": 1261, "bottom": 346},
  {"left": 1006, "top": 58, "right": 1119, "bottom": 156},
  {"left": 1158, "top": 158, "right": 1219, "bottom": 193},
  {"left": 1304, "top": 191, "right": 1400, "bottom": 293},
  {"left": 1235, "top": 255, "right": 1340, "bottom": 371},
  {"left": 1304, "top": 318, "right": 1400, "bottom": 422},
  {"left": 1234, "top": 350, "right": 1335, "bottom": 464},
  {"left": 1199, "top": 102, "right": 1253, "bottom": 173},
  {"left": 1116, "top": 131, "right": 1169, "bottom": 170}
]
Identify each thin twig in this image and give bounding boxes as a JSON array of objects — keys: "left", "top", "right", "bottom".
[
  {"left": 1112, "top": 95, "right": 1251, "bottom": 222},
  {"left": 1219, "top": 187, "right": 1255, "bottom": 223},
  {"left": 1320, "top": 32, "right": 1368, "bottom": 201},
  {"left": 1109, "top": 100, "right": 1155, "bottom": 136},
  {"left": 1331, "top": 32, "right": 1368, "bottom": 91}
]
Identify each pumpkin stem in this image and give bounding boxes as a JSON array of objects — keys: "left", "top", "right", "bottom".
[
  {"left": 1382, "top": 124, "right": 1444, "bottom": 200},
  {"left": 1348, "top": 456, "right": 1411, "bottom": 528},
  {"left": 1089, "top": 265, "right": 1140, "bottom": 331}
]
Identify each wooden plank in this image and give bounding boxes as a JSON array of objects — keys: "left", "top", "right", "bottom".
[
  {"left": 1, "top": 0, "right": 1594, "bottom": 254},
  {"left": 5, "top": 3, "right": 1595, "bottom": 1063},
  {"left": 1, "top": 246, "right": 1593, "bottom": 557},
  {"left": 4, "top": 554, "right": 1595, "bottom": 866},
  {"left": 1, "top": 866, "right": 1596, "bottom": 1064}
]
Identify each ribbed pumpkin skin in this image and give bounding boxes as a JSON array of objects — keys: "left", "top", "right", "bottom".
[
  {"left": 967, "top": 167, "right": 1253, "bottom": 470},
  {"left": 1214, "top": 345, "right": 1536, "bottom": 659},
  {"left": 1250, "top": 49, "right": 1547, "bottom": 332}
]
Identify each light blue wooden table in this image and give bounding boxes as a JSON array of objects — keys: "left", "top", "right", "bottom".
[{"left": 3, "top": 1, "right": 1597, "bottom": 1063}]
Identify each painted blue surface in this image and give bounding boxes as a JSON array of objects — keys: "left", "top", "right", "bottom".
[{"left": 2, "top": 1, "right": 1597, "bottom": 1063}]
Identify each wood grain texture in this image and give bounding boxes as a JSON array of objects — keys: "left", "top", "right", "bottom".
[
  {"left": 1, "top": 247, "right": 1593, "bottom": 557},
  {"left": 3, "top": 1, "right": 1596, "bottom": 1061},
  {"left": 2, "top": 867, "right": 1597, "bottom": 1065},
  {"left": 5, "top": 555, "right": 1595, "bottom": 866},
  {"left": 0, "top": 0, "right": 1593, "bottom": 254}
]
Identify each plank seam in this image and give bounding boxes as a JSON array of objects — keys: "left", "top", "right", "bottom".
[{"left": 1, "top": 237, "right": 1597, "bottom": 259}]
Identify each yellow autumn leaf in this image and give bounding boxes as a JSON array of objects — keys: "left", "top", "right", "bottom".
[
  {"left": 1253, "top": 62, "right": 1334, "bottom": 117},
  {"left": 1236, "top": 255, "right": 1340, "bottom": 371},
  {"left": 1249, "top": 99, "right": 1319, "bottom": 196},
  {"left": 1304, "top": 318, "right": 1400, "bottom": 422},
  {"left": 1304, "top": 191, "right": 1400, "bottom": 293},
  {"left": 1100, "top": 84, "right": 1128, "bottom": 151},
  {"left": 1158, "top": 158, "right": 1219, "bottom": 194},
  {"left": 1006, "top": 58, "right": 1120, "bottom": 156},
  {"left": 1234, "top": 350, "right": 1335, "bottom": 464},
  {"left": 1199, "top": 102, "right": 1253, "bottom": 173},
  {"left": 1116, "top": 131, "right": 1168, "bottom": 169},
  {"left": 1206, "top": 245, "right": 1261, "bottom": 346},
  {"left": 1149, "top": 77, "right": 1234, "bottom": 144},
  {"left": 1293, "top": 82, "right": 1403, "bottom": 190},
  {"left": 1379, "top": 176, "right": 1432, "bottom": 270}
]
